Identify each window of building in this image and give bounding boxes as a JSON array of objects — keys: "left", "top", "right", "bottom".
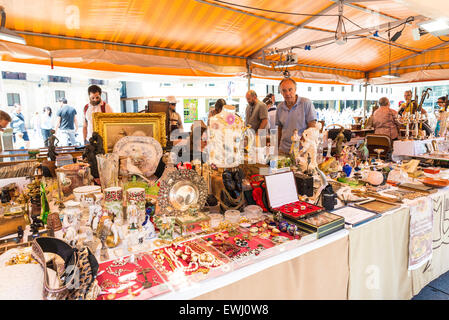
[
  {"left": 2, "top": 72, "right": 26, "bottom": 80},
  {"left": 331, "top": 87, "right": 334, "bottom": 92},
  {"left": 308, "top": 87, "right": 312, "bottom": 92},
  {"left": 376, "top": 87, "right": 378, "bottom": 93},
  {"left": 341, "top": 86, "right": 345, "bottom": 92},
  {"left": 101, "top": 92, "right": 108, "bottom": 103},
  {"left": 351, "top": 85, "right": 354, "bottom": 92},
  {"left": 359, "top": 85, "right": 362, "bottom": 92},
  {"left": 319, "top": 87, "right": 323, "bottom": 92},
  {"left": 7, "top": 93, "right": 20, "bottom": 106},
  {"left": 48, "top": 75, "right": 71, "bottom": 83},
  {"left": 89, "top": 79, "right": 105, "bottom": 86},
  {"left": 161, "top": 83, "right": 172, "bottom": 87},
  {"left": 55, "top": 90, "right": 66, "bottom": 102}
]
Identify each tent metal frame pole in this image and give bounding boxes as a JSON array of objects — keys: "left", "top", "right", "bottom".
[
  {"left": 15, "top": 30, "right": 246, "bottom": 60},
  {"left": 250, "top": 3, "right": 338, "bottom": 59},
  {"left": 247, "top": 59, "right": 251, "bottom": 91},
  {"left": 271, "top": 15, "right": 424, "bottom": 54},
  {"left": 194, "top": 0, "right": 296, "bottom": 27},
  {"left": 363, "top": 73, "right": 369, "bottom": 122}
]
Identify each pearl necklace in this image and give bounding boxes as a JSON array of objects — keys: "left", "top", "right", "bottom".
[{"left": 165, "top": 247, "right": 198, "bottom": 273}]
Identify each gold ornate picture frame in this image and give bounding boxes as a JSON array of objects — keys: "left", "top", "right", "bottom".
[{"left": 93, "top": 112, "right": 167, "bottom": 153}]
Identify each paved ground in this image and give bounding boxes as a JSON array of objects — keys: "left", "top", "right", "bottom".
[{"left": 412, "top": 270, "right": 449, "bottom": 300}]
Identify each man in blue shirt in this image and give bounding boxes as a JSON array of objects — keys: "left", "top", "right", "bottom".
[
  {"left": 275, "top": 78, "right": 317, "bottom": 154},
  {"left": 55, "top": 98, "right": 79, "bottom": 146}
]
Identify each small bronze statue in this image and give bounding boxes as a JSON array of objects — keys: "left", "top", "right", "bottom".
[
  {"left": 334, "top": 127, "right": 346, "bottom": 158},
  {"left": 82, "top": 132, "right": 104, "bottom": 180},
  {"left": 90, "top": 132, "right": 105, "bottom": 155},
  {"left": 46, "top": 129, "right": 59, "bottom": 161}
]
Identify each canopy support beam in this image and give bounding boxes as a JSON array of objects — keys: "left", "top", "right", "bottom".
[
  {"left": 15, "top": 30, "right": 246, "bottom": 60},
  {"left": 249, "top": 3, "right": 338, "bottom": 59},
  {"left": 369, "top": 42, "right": 449, "bottom": 73}
]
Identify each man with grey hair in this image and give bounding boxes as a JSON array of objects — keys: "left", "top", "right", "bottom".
[
  {"left": 276, "top": 77, "right": 317, "bottom": 154},
  {"left": 372, "top": 97, "right": 401, "bottom": 140},
  {"left": 0, "top": 110, "right": 11, "bottom": 131},
  {"left": 245, "top": 90, "right": 268, "bottom": 132}
]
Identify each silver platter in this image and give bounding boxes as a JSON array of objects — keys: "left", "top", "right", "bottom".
[{"left": 157, "top": 169, "right": 207, "bottom": 216}]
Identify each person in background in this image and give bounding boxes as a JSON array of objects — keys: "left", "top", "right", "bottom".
[
  {"left": 83, "top": 85, "right": 113, "bottom": 144},
  {"left": 10, "top": 104, "right": 30, "bottom": 149},
  {"left": 372, "top": 97, "right": 401, "bottom": 140},
  {"left": 167, "top": 96, "right": 184, "bottom": 132},
  {"left": 364, "top": 104, "right": 379, "bottom": 129},
  {"left": 41, "top": 107, "right": 53, "bottom": 147},
  {"left": 56, "top": 98, "right": 78, "bottom": 146},
  {"left": 434, "top": 96, "right": 447, "bottom": 136},
  {"left": 0, "top": 110, "right": 12, "bottom": 131},
  {"left": 263, "top": 93, "right": 276, "bottom": 130},
  {"left": 245, "top": 90, "right": 268, "bottom": 132},
  {"left": 398, "top": 90, "right": 427, "bottom": 116},
  {"left": 276, "top": 78, "right": 317, "bottom": 154},
  {"left": 31, "top": 111, "right": 41, "bottom": 140},
  {"left": 208, "top": 98, "right": 226, "bottom": 125}
]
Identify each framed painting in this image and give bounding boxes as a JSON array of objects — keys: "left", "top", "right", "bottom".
[{"left": 93, "top": 112, "right": 167, "bottom": 153}]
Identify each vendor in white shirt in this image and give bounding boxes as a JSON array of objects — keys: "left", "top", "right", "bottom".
[{"left": 83, "top": 84, "right": 113, "bottom": 144}]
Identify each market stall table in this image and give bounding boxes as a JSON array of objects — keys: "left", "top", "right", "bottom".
[{"left": 392, "top": 138, "right": 444, "bottom": 161}]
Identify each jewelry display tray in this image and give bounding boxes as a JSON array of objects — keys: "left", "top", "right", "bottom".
[{"left": 353, "top": 198, "right": 401, "bottom": 214}]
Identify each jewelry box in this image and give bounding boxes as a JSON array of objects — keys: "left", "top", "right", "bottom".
[
  {"left": 264, "top": 171, "right": 323, "bottom": 219},
  {"left": 264, "top": 172, "right": 344, "bottom": 238}
]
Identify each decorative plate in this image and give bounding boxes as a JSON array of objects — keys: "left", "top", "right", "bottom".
[
  {"left": 418, "top": 177, "right": 449, "bottom": 188},
  {"left": 157, "top": 169, "right": 208, "bottom": 216},
  {"left": 113, "top": 136, "right": 163, "bottom": 178}
]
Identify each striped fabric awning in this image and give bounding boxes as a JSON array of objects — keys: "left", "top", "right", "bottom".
[{"left": 0, "top": 0, "right": 448, "bottom": 83}]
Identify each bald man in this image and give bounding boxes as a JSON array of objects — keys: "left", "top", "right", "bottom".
[{"left": 245, "top": 90, "right": 268, "bottom": 132}]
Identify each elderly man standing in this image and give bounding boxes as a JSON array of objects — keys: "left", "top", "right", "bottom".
[
  {"left": 245, "top": 90, "right": 268, "bottom": 132},
  {"left": 373, "top": 97, "right": 401, "bottom": 140},
  {"left": 276, "top": 78, "right": 317, "bottom": 154}
]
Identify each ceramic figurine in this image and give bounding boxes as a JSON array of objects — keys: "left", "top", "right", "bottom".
[
  {"left": 357, "top": 140, "right": 369, "bottom": 161},
  {"left": 97, "top": 215, "right": 123, "bottom": 248},
  {"left": 62, "top": 208, "right": 79, "bottom": 246},
  {"left": 297, "top": 125, "right": 321, "bottom": 174},
  {"left": 290, "top": 129, "right": 301, "bottom": 159},
  {"left": 141, "top": 213, "right": 156, "bottom": 240},
  {"left": 154, "top": 215, "right": 175, "bottom": 240},
  {"left": 127, "top": 200, "right": 139, "bottom": 230},
  {"left": 87, "top": 197, "right": 104, "bottom": 232}
]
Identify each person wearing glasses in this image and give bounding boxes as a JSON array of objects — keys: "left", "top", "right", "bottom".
[{"left": 166, "top": 96, "right": 184, "bottom": 132}]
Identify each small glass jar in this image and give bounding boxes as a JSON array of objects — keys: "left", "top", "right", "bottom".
[
  {"left": 224, "top": 210, "right": 241, "bottom": 224},
  {"left": 209, "top": 213, "right": 224, "bottom": 228},
  {"left": 244, "top": 205, "right": 263, "bottom": 223}
]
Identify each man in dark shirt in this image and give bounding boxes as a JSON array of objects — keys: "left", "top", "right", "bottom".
[{"left": 55, "top": 98, "right": 79, "bottom": 146}]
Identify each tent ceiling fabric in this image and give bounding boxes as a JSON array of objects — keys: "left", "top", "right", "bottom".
[{"left": 0, "top": 0, "right": 447, "bottom": 83}]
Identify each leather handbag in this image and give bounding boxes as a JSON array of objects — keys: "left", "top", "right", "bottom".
[{"left": 31, "top": 237, "right": 100, "bottom": 300}]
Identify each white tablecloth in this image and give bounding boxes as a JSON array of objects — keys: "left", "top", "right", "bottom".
[{"left": 392, "top": 138, "right": 443, "bottom": 161}]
